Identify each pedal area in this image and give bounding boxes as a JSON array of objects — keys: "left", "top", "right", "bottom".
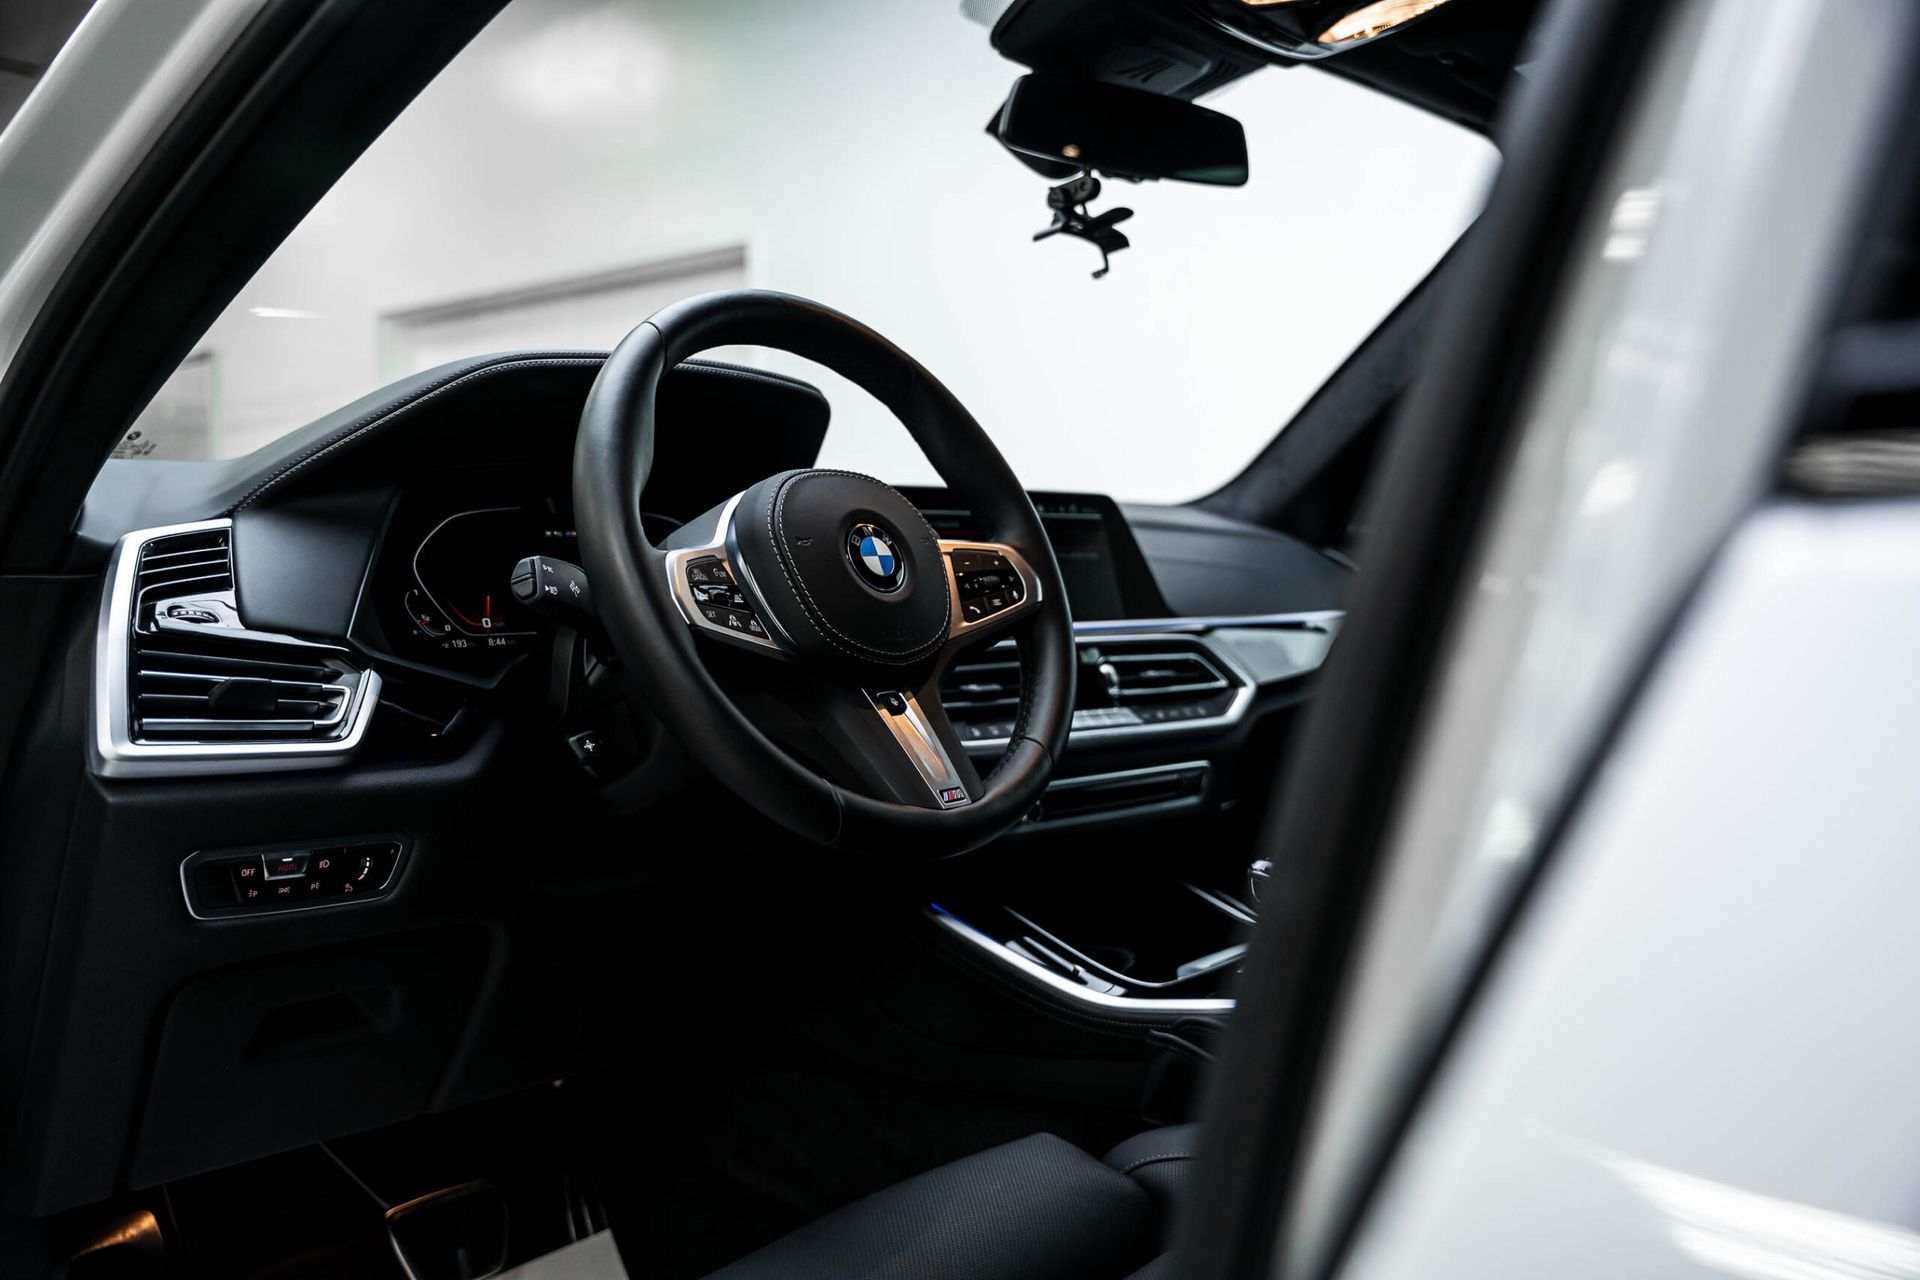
[{"left": 59, "top": 1085, "right": 626, "bottom": 1280}]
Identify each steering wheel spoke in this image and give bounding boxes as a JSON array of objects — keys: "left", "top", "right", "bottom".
[
  {"left": 739, "top": 674, "right": 984, "bottom": 812},
  {"left": 863, "top": 686, "right": 981, "bottom": 809},
  {"left": 660, "top": 492, "right": 792, "bottom": 657},
  {"left": 938, "top": 539, "right": 1043, "bottom": 648}
]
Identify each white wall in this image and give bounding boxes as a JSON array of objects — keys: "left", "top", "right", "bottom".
[{"left": 185, "top": 0, "right": 1496, "bottom": 502}]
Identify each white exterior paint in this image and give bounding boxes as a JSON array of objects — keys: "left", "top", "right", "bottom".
[{"left": 1341, "top": 500, "right": 1920, "bottom": 1280}]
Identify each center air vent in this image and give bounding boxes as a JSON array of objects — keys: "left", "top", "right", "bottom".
[
  {"left": 1097, "top": 649, "right": 1230, "bottom": 699},
  {"left": 95, "top": 520, "right": 381, "bottom": 776},
  {"left": 943, "top": 654, "right": 1022, "bottom": 717},
  {"left": 942, "top": 635, "right": 1244, "bottom": 744}
]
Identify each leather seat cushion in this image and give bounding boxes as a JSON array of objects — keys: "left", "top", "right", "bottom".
[
  {"left": 1104, "top": 1123, "right": 1201, "bottom": 1227},
  {"left": 703, "top": 1132, "right": 1161, "bottom": 1280}
]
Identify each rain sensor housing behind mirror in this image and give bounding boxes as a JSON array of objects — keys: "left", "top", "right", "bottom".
[{"left": 995, "top": 74, "right": 1249, "bottom": 186}]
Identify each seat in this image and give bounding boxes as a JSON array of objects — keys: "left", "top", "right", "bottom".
[{"left": 700, "top": 1125, "right": 1198, "bottom": 1280}]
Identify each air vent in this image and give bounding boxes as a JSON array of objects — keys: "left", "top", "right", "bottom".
[
  {"left": 131, "top": 636, "right": 357, "bottom": 741},
  {"left": 134, "top": 526, "right": 232, "bottom": 612},
  {"left": 1099, "top": 650, "right": 1230, "bottom": 699},
  {"left": 943, "top": 655, "right": 1022, "bottom": 714},
  {"left": 942, "top": 635, "right": 1244, "bottom": 744},
  {"left": 96, "top": 520, "right": 380, "bottom": 775}
]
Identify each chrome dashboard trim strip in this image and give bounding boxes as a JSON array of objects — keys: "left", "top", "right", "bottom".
[
  {"left": 927, "top": 906, "right": 1236, "bottom": 1018},
  {"left": 1037, "top": 759, "right": 1213, "bottom": 793},
  {"left": 1071, "top": 610, "right": 1344, "bottom": 636},
  {"left": 91, "top": 519, "right": 382, "bottom": 778},
  {"left": 1006, "top": 760, "right": 1214, "bottom": 834}
]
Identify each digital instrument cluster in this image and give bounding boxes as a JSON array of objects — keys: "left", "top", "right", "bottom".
[
  {"left": 360, "top": 487, "right": 580, "bottom": 680},
  {"left": 406, "top": 507, "right": 577, "bottom": 651}
]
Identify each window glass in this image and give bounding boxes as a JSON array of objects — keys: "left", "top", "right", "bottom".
[{"left": 120, "top": 0, "right": 1495, "bottom": 503}]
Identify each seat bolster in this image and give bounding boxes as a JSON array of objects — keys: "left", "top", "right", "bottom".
[
  {"left": 1104, "top": 1125, "right": 1202, "bottom": 1220},
  {"left": 703, "top": 1132, "right": 1158, "bottom": 1280},
  {"left": 1125, "top": 1254, "right": 1179, "bottom": 1280}
]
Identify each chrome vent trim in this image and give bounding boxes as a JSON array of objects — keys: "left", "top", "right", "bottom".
[
  {"left": 941, "top": 645, "right": 1232, "bottom": 711},
  {"left": 93, "top": 519, "right": 381, "bottom": 777},
  {"left": 132, "top": 640, "right": 354, "bottom": 739},
  {"left": 133, "top": 525, "right": 233, "bottom": 610},
  {"left": 944, "top": 631, "right": 1257, "bottom": 751},
  {"left": 942, "top": 655, "right": 1021, "bottom": 713},
  {"left": 1100, "top": 649, "right": 1232, "bottom": 700}
]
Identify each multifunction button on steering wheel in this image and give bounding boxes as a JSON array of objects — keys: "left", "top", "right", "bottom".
[{"left": 573, "top": 290, "right": 1074, "bottom": 857}]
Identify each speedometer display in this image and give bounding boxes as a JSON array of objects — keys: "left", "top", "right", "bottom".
[{"left": 408, "top": 507, "right": 578, "bottom": 660}]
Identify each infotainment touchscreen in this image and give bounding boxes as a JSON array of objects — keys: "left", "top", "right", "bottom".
[{"left": 904, "top": 489, "right": 1155, "bottom": 621}]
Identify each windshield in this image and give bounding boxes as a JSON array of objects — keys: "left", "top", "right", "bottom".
[{"left": 116, "top": 0, "right": 1494, "bottom": 504}]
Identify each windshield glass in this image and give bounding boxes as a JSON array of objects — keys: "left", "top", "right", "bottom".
[{"left": 116, "top": 0, "right": 1494, "bottom": 503}]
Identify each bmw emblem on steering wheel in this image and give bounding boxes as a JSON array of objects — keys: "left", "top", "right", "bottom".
[{"left": 847, "top": 522, "right": 906, "bottom": 593}]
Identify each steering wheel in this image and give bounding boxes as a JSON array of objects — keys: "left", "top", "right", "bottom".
[{"left": 573, "top": 291, "right": 1074, "bottom": 857}]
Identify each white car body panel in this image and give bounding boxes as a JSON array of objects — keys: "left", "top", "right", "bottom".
[{"left": 1341, "top": 499, "right": 1920, "bottom": 1279}]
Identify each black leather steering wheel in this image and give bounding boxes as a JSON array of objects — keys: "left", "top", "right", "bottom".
[{"left": 573, "top": 290, "right": 1074, "bottom": 856}]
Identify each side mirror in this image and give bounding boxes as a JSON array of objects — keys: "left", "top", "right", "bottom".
[{"left": 994, "top": 74, "right": 1249, "bottom": 187}]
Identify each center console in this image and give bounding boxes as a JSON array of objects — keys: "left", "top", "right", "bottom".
[
  {"left": 904, "top": 487, "right": 1338, "bottom": 1022},
  {"left": 929, "top": 876, "right": 1253, "bottom": 1015}
]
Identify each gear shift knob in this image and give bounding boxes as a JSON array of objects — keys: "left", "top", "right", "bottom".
[{"left": 1247, "top": 858, "right": 1274, "bottom": 909}]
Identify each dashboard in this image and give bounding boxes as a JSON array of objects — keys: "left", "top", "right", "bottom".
[
  {"left": 357, "top": 479, "right": 1186, "bottom": 683},
  {"left": 28, "top": 351, "right": 1352, "bottom": 1222},
  {"left": 77, "top": 354, "right": 1353, "bottom": 741},
  {"left": 81, "top": 354, "right": 1349, "bottom": 683},
  {"left": 73, "top": 347, "right": 1356, "bottom": 758}
]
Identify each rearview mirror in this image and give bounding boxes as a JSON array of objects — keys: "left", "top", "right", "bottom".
[{"left": 995, "top": 74, "right": 1249, "bottom": 187}]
